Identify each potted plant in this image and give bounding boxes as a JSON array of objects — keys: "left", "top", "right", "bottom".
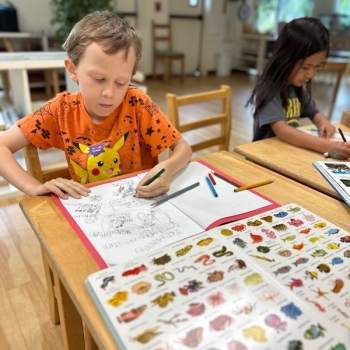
[{"left": 50, "top": 0, "right": 118, "bottom": 45}]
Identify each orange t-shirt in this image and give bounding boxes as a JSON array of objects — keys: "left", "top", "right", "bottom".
[{"left": 17, "top": 86, "right": 181, "bottom": 184}]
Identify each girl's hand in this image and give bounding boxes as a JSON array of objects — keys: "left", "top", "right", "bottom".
[
  {"left": 327, "top": 142, "right": 350, "bottom": 160},
  {"left": 134, "top": 166, "right": 171, "bottom": 198},
  {"left": 31, "top": 178, "right": 91, "bottom": 199},
  {"left": 318, "top": 122, "right": 336, "bottom": 140}
]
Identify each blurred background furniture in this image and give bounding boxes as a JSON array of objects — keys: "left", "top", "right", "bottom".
[
  {"left": 322, "top": 56, "right": 350, "bottom": 120},
  {"left": 0, "top": 51, "right": 78, "bottom": 117},
  {"left": 152, "top": 20, "right": 185, "bottom": 82}
]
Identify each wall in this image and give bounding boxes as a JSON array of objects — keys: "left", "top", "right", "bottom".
[{"left": 6, "top": 0, "right": 339, "bottom": 76}]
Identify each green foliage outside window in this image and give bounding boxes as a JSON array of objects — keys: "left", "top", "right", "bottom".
[
  {"left": 338, "top": 0, "right": 350, "bottom": 28},
  {"left": 256, "top": 0, "right": 313, "bottom": 34},
  {"left": 50, "top": 0, "right": 118, "bottom": 45}
]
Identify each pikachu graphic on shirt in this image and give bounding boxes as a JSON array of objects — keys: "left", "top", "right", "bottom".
[{"left": 71, "top": 131, "right": 129, "bottom": 184}]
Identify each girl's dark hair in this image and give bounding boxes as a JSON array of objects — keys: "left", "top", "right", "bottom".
[{"left": 247, "top": 17, "right": 329, "bottom": 118}]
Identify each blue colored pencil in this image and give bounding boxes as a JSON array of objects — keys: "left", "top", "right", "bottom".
[{"left": 206, "top": 176, "right": 218, "bottom": 197}]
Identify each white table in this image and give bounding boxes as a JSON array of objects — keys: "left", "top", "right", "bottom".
[
  {"left": 0, "top": 51, "right": 147, "bottom": 118},
  {"left": 0, "top": 51, "right": 79, "bottom": 116},
  {"left": 0, "top": 32, "right": 54, "bottom": 52}
]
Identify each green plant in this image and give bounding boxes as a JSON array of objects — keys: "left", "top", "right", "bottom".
[{"left": 50, "top": 0, "right": 118, "bottom": 45}]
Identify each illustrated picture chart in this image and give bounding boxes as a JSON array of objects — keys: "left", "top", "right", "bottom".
[{"left": 86, "top": 203, "right": 350, "bottom": 350}]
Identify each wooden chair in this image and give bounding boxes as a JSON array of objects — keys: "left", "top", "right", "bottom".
[
  {"left": 166, "top": 85, "right": 232, "bottom": 153},
  {"left": 23, "top": 144, "right": 98, "bottom": 350},
  {"left": 152, "top": 20, "right": 185, "bottom": 82},
  {"left": 341, "top": 110, "right": 350, "bottom": 128}
]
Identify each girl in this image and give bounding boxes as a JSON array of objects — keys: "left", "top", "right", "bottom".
[{"left": 247, "top": 17, "right": 350, "bottom": 160}]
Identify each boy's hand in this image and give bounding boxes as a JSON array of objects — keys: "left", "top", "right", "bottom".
[
  {"left": 134, "top": 167, "right": 171, "bottom": 198},
  {"left": 32, "top": 178, "right": 91, "bottom": 200},
  {"left": 327, "top": 142, "right": 350, "bottom": 160}
]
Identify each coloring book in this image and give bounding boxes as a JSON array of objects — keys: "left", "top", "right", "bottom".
[
  {"left": 85, "top": 203, "right": 350, "bottom": 350},
  {"left": 298, "top": 125, "right": 350, "bottom": 142},
  {"left": 313, "top": 161, "right": 350, "bottom": 207},
  {"left": 53, "top": 161, "right": 278, "bottom": 267}
]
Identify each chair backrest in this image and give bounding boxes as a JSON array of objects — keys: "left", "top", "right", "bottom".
[
  {"left": 341, "top": 110, "right": 350, "bottom": 128},
  {"left": 23, "top": 143, "right": 71, "bottom": 183},
  {"left": 152, "top": 20, "right": 173, "bottom": 52},
  {"left": 166, "top": 85, "right": 232, "bottom": 153}
]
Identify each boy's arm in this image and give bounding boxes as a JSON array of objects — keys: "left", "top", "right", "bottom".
[
  {"left": 134, "top": 137, "right": 192, "bottom": 198},
  {"left": 0, "top": 125, "right": 90, "bottom": 199},
  {"left": 271, "top": 121, "right": 350, "bottom": 159},
  {"left": 310, "top": 112, "right": 336, "bottom": 139}
]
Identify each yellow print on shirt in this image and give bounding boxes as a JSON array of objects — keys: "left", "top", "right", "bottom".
[
  {"left": 283, "top": 98, "right": 301, "bottom": 126},
  {"left": 70, "top": 131, "right": 130, "bottom": 184}
]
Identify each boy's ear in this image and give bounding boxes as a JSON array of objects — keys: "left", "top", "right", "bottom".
[{"left": 64, "top": 58, "right": 78, "bottom": 83}]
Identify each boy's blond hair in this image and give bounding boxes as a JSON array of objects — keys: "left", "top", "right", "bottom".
[{"left": 62, "top": 11, "right": 142, "bottom": 75}]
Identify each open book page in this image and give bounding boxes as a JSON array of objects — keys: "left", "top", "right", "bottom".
[
  {"left": 157, "top": 161, "right": 276, "bottom": 229},
  {"left": 85, "top": 203, "right": 349, "bottom": 349},
  {"left": 53, "top": 162, "right": 277, "bottom": 267},
  {"left": 54, "top": 175, "right": 203, "bottom": 267},
  {"left": 298, "top": 125, "right": 350, "bottom": 141},
  {"left": 313, "top": 161, "right": 350, "bottom": 206}
]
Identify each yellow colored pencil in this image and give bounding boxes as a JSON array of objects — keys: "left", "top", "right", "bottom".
[{"left": 234, "top": 180, "right": 274, "bottom": 192}]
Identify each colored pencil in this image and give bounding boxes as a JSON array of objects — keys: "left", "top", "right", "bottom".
[
  {"left": 144, "top": 168, "right": 166, "bottom": 186},
  {"left": 151, "top": 182, "right": 200, "bottom": 207},
  {"left": 206, "top": 176, "right": 218, "bottom": 197},
  {"left": 208, "top": 172, "right": 216, "bottom": 185},
  {"left": 211, "top": 171, "right": 241, "bottom": 188},
  {"left": 234, "top": 179, "right": 274, "bottom": 192},
  {"left": 338, "top": 128, "right": 347, "bottom": 142}
]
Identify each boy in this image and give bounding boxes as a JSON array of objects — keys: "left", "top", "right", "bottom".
[{"left": 0, "top": 11, "right": 192, "bottom": 199}]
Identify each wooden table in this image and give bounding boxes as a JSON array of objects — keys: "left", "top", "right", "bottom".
[
  {"left": 234, "top": 123, "right": 350, "bottom": 200},
  {"left": 19, "top": 151, "right": 350, "bottom": 350}
]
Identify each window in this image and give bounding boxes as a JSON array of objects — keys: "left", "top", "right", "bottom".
[
  {"left": 189, "top": 0, "right": 199, "bottom": 7},
  {"left": 256, "top": 0, "right": 314, "bottom": 34},
  {"left": 337, "top": 0, "right": 350, "bottom": 28}
]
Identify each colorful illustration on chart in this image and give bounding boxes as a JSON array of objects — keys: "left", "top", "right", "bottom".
[
  {"left": 117, "top": 305, "right": 147, "bottom": 323},
  {"left": 131, "top": 326, "right": 162, "bottom": 344},
  {"left": 152, "top": 254, "right": 172, "bottom": 265},
  {"left": 179, "top": 280, "right": 204, "bottom": 295},
  {"left": 100, "top": 275, "right": 116, "bottom": 289},
  {"left": 131, "top": 281, "right": 152, "bottom": 295},
  {"left": 176, "top": 245, "right": 193, "bottom": 257},
  {"left": 340, "top": 179, "right": 350, "bottom": 187},
  {"left": 324, "top": 163, "right": 350, "bottom": 174},
  {"left": 107, "top": 291, "right": 128, "bottom": 307}
]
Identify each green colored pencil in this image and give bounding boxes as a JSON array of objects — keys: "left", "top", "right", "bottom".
[{"left": 144, "top": 168, "right": 166, "bottom": 186}]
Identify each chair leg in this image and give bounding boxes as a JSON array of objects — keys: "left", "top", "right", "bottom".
[
  {"left": 153, "top": 56, "right": 157, "bottom": 80},
  {"left": 51, "top": 69, "right": 60, "bottom": 96},
  {"left": 83, "top": 323, "right": 99, "bottom": 350},
  {"left": 41, "top": 246, "right": 60, "bottom": 324},
  {"left": 43, "top": 70, "right": 52, "bottom": 97},
  {"left": 1, "top": 71, "right": 12, "bottom": 102},
  {"left": 180, "top": 57, "right": 184, "bottom": 83},
  {"left": 53, "top": 272, "right": 85, "bottom": 350}
]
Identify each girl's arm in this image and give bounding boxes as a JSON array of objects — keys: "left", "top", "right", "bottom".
[
  {"left": 135, "top": 137, "right": 192, "bottom": 197},
  {"left": 271, "top": 120, "right": 350, "bottom": 159},
  {"left": 311, "top": 112, "right": 336, "bottom": 139}
]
